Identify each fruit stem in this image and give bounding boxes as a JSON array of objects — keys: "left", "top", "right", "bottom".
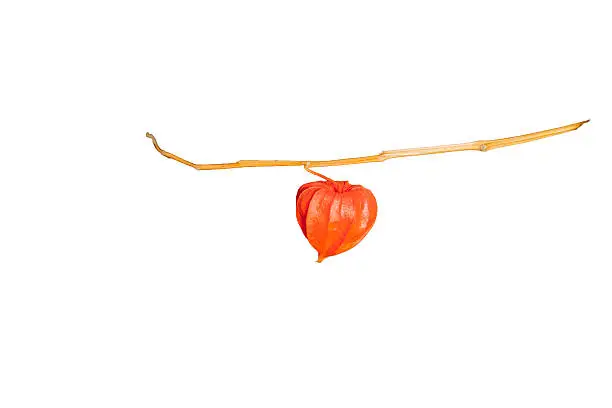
[{"left": 304, "top": 163, "right": 335, "bottom": 182}]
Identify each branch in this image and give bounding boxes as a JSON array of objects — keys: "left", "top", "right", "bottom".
[{"left": 146, "top": 119, "right": 589, "bottom": 170}]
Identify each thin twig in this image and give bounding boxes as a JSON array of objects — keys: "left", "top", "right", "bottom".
[{"left": 146, "top": 120, "right": 589, "bottom": 170}]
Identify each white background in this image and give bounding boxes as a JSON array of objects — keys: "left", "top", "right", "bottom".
[{"left": 1, "top": 1, "right": 611, "bottom": 407}]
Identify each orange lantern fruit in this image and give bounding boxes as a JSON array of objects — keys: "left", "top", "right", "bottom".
[{"left": 296, "top": 168, "right": 378, "bottom": 262}]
